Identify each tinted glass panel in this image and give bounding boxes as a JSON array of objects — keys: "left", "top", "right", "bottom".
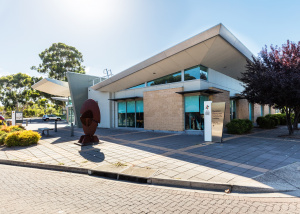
[
  {"left": 147, "top": 71, "right": 181, "bottom": 86},
  {"left": 118, "top": 113, "right": 126, "bottom": 127},
  {"left": 136, "top": 100, "right": 144, "bottom": 113},
  {"left": 128, "top": 83, "right": 145, "bottom": 90},
  {"left": 230, "top": 100, "right": 236, "bottom": 120},
  {"left": 184, "top": 65, "right": 208, "bottom": 81},
  {"left": 185, "top": 96, "right": 199, "bottom": 112},
  {"left": 127, "top": 101, "right": 135, "bottom": 113},
  {"left": 184, "top": 96, "right": 207, "bottom": 130},
  {"left": 118, "top": 102, "right": 126, "bottom": 113},
  {"left": 127, "top": 113, "right": 135, "bottom": 127}
]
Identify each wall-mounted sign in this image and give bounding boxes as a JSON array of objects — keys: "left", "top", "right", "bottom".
[{"left": 204, "top": 101, "right": 226, "bottom": 142}]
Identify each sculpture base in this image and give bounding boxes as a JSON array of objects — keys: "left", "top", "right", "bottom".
[{"left": 75, "top": 135, "right": 99, "bottom": 146}]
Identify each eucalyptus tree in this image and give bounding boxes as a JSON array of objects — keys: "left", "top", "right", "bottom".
[{"left": 31, "top": 43, "right": 85, "bottom": 81}]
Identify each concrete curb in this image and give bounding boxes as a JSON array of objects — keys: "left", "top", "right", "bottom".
[{"left": 0, "top": 159, "right": 283, "bottom": 193}]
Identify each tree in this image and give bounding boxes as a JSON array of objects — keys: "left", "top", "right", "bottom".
[
  {"left": 31, "top": 43, "right": 85, "bottom": 81},
  {"left": 0, "top": 73, "right": 39, "bottom": 111},
  {"left": 240, "top": 40, "right": 300, "bottom": 135}
]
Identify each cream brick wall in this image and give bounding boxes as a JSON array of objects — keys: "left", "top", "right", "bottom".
[
  {"left": 254, "top": 103, "right": 261, "bottom": 123},
  {"left": 209, "top": 87, "right": 230, "bottom": 124},
  {"left": 236, "top": 99, "right": 249, "bottom": 120},
  {"left": 143, "top": 87, "right": 184, "bottom": 131}
]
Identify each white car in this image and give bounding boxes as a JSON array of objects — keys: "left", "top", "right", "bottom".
[{"left": 43, "top": 114, "right": 61, "bottom": 121}]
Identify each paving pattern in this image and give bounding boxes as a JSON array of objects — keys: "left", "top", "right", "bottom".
[
  {"left": 0, "top": 120, "right": 300, "bottom": 186},
  {"left": 1, "top": 164, "right": 300, "bottom": 214}
]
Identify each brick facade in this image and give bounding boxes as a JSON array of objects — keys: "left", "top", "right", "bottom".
[
  {"left": 236, "top": 99, "right": 249, "bottom": 120},
  {"left": 209, "top": 87, "right": 230, "bottom": 124},
  {"left": 143, "top": 87, "right": 184, "bottom": 131}
]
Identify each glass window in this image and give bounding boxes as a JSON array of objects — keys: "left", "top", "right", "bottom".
[
  {"left": 147, "top": 71, "right": 181, "bottom": 86},
  {"left": 118, "top": 102, "right": 126, "bottom": 127},
  {"left": 230, "top": 100, "right": 236, "bottom": 120},
  {"left": 261, "top": 105, "right": 264, "bottom": 116},
  {"left": 136, "top": 100, "right": 144, "bottom": 128},
  {"left": 184, "top": 96, "right": 208, "bottom": 130},
  {"left": 128, "top": 83, "right": 145, "bottom": 90},
  {"left": 184, "top": 65, "right": 208, "bottom": 81},
  {"left": 269, "top": 106, "right": 271, "bottom": 114},
  {"left": 126, "top": 101, "right": 135, "bottom": 127},
  {"left": 117, "top": 100, "right": 144, "bottom": 128}
]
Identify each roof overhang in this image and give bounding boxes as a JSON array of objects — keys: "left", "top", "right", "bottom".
[
  {"left": 32, "top": 78, "right": 70, "bottom": 97},
  {"left": 92, "top": 23, "right": 254, "bottom": 92}
]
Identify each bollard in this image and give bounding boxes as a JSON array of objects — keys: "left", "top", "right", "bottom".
[
  {"left": 26, "top": 120, "right": 28, "bottom": 126},
  {"left": 55, "top": 120, "right": 57, "bottom": 132},
  {"left": 71, "top": 123, "right": 74, "bottom": 137}
]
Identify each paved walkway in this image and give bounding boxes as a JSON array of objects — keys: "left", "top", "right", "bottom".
[
  {"left": 1, "top": 164, "right": 300, "bottom": 214},
  {"left": 1, "top": 120, "right": 300, "bottom": 193}
]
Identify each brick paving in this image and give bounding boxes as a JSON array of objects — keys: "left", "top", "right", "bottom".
[
  {"left": 1, "top": 164, "right": 300, "bottom": 214},
  {"left": 0, "top": 120, "right": 300, "bottom": 185}
]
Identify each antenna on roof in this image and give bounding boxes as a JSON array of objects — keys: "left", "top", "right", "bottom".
[{"left": 103, "top": 69, "right": 113, "bottom": 79}]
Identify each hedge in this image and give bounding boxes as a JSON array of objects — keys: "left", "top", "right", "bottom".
[
  {"left": 5, "top": 130, "right": 41, "bottom": 147},
  {"left": 226, "top": 119, "right": 253, "bottom": 134},
  {"left": 0, "top": 131, "right": 7, "bottom": 145},
  {"left": 256, "top": 117, "right": 276, "bottom": 129}
]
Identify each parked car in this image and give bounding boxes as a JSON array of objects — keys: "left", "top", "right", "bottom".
[
  {"left": 42, "top": 114, "right": 61, "bottom": 121},
  {"left": 0, "top": 115, "right": 5, "bottom": 121}
]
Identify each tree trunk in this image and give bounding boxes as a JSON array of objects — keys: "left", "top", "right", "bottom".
[
  {"left": 286, "top": 108, "right": 294, "bottom": 135},
  {"left": 293, "top": 108, "right": 300, "bottom": 130}
]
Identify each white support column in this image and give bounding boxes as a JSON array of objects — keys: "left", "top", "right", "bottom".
[{"left": 181, "top": 70, "right": 184, "bottom": 82}]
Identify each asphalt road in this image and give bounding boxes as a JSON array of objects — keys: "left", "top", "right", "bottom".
[{"left": 0, "top": 165, "right": 299, "bottom": 214}]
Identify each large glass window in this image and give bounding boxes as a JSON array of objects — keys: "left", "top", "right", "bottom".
[
  {"left": 118, "top": 100, "right": 144, "bottom": 128},
  {"left": 249, "top": 103, "right": 253, "bottom": 121},
  {"left": 184, "top": 65, "right": 208, "bottom": 81},
  {"left": 118, "top": 102, "right": 126, "bottom": 127},
  {"left": 261, "top": 105, "right": 264, "bottom": 116},
  {"left": 147, "top": 71, "right": 181, "bottom": 86},
  {"left": 184, "top": 96, "right": 208, "bottom": 130},
  {"left": 230, "top": 100, "right": 236, "bottom": 120}
]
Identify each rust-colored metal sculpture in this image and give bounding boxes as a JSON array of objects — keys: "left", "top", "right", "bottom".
[{"left": 77, "top": 99, "right": 101, "bottom": 146}]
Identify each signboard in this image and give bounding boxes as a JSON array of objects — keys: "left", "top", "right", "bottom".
[
  {"left": 11, "top": 111, "right": 23, "bottom": 125},
  {"left": 15, "top": 112, "right": 23, "bottom": 124},
  {"left": 211, "top": 102, "right": 226, "bottom": 142},
  {"left": 204, "top": 101, "right": 212, "bottom": 141},
  {"left": 204, "top": 101, "right": 226, "bottom": 142},
  {"left": 12, "top": 111, "right": 16, "bottom": 126}
]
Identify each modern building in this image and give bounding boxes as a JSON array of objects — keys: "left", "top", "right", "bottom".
[{"left": 33, "top": 24, "right": 276, "bottom": 133}]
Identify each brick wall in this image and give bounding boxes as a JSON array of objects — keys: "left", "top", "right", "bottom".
[
  {"left": 236, "top": 99, "right": 249, "bottom": 120},
  {"left": 209, "top": 87, "right": 230, "bottom": 124},
  {"left": 254, "top": 103, "right": 261, "bottom": 123},
  {"left": 143, "top": 87, "right": 184, "bottom": 131}
]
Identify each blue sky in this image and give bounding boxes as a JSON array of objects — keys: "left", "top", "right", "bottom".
[{"left": 0, "top": 0, "right": 299, "bottom": 78}]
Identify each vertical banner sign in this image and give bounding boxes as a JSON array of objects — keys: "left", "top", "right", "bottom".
[
  {"left": 211, "top": 102, "right": 226, "bottom": 142},
  {"left": 204, "top": 101, "right": 212, "bottom": 141},
  {"left": 12, "top": 111, "right": 16, "bottom": 126}
]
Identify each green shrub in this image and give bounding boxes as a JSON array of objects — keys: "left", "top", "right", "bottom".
[
  {"left": 256, "top": 117, "right": 264, "bottom": 126},
  {"left": 0, "top": 131, "right": 7, "bottom": 145},
  {"left": 4, "top": 130, "right": 41, "bottom": 147},
  {"left": 258, "top": 117, "right": 276, "bottom": 129},
  {"left": 226, "top": 119, "right": 253, "bottom": 134},
  {"left": 265, "top": 114, "right": 280, "bottom": 126}
]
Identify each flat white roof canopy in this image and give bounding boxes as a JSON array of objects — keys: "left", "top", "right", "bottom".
[
  {"left": 92, "top": 23, "right": 254, "bottom": 92},
  {"left": 32, "top": 78, "right": 70, "bottom": 97}
]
